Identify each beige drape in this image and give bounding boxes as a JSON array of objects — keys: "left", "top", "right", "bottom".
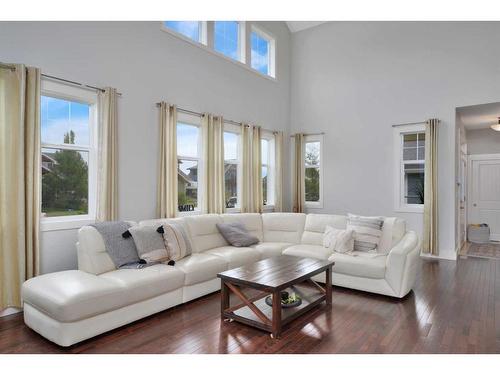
[
  {"left": 241, "top": 124, "right": 262, "bottom": 213},
  {"left": 157, "top": 102, "right": 178, "bottom": 218},
  {"left": 0, "top": 64, "right": 40, "bottom": 310},
  {"left": 423, "top": 119, "right": 439, "bottom": 255},
  {"left": 202, "top": 114, "right": 225, "bottom": 214},
  {"left": 96, "top": 88, "right": 118, "bottom": 221},
  {"left": 292, "top": 133, "right": 305, "bottom": 213},
  {"left": 274, "top": 131, "right": 284, "bottom": 212}
]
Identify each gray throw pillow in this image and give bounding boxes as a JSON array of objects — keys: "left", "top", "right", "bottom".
[
  {"left": 129, "top": 226, "right": 169, "bottom": 264},
  {"left": 216, "top": 222, "right": 259, "bottom": 247}
]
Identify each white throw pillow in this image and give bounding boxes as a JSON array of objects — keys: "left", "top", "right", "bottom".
[
  {"left": 346, "top": 213, "right": 384, "bottom": 253},
  {"left": 323, "top": 225, "right": 354, "bottom": 253}
]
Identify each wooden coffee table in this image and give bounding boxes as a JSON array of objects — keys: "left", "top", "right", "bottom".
[{"left": 217, "top": 255, "right": 334, "bottom": 339}]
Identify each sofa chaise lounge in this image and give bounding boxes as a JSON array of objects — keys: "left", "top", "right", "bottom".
[{"left": 22, "top": 213, "right": 420, "bottom": 346}]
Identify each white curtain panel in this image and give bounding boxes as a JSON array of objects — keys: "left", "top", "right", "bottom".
[
  {"left": 241, "top": 124, "right": 263, "bottom": 213},
  {"left": 96, "top": 88, "right": 119, "bottom": 221},
  {"left": 202, "top": 113, "right": 225, "bottom": 214},
  {"left": 274, "top": 130, "right": 284, "bottom": 212},
  {"left": 0, "top": 64, "right": 40, "bottom": 309},
  {"left": 423, "top": 118, "right": 439, "bottom": 255},
  {"left": 156, "top": 102, "right": 178, "bottom": 218},
  {"left": 292, "top": 133, "right": 305, "bottom": 213}
]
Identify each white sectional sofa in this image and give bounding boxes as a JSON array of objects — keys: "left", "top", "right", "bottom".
[{"left": 22, "top": 213, "right": 420, "bottom": 346}]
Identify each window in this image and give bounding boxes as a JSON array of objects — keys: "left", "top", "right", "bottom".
[
  {"left": 261, "top": 133, "right": 275, "bottom": 207},
  {"left": 177, "top": 121, "right": 201, "bottom": 212},
  {"left": 162, "top": 21, "right": 207, "bottom": 44},
  {"left": 40, "top": 80, "right": 97, "bottom": 225},
  {"left": 214, "top": 21, "right": 243, "bottom": 62},
  {"left": 251, "top": 26, "right": 275, "bottom": 77},
  {"left": 394, "top": 125, "right": 426, "bottom": 212},
  {"left": 161, "top": 22, "right": 276, "bottom": 79},
  {"left": 224, "top": 130, "right": 240, "bottom": 209},
  {"left": 304, "top": 135, "right": 323, "bottom": 208}
]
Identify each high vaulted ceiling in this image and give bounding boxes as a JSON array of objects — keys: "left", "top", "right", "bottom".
[{"left": 286, "top": 21, "right": 326, "bottom": 33}]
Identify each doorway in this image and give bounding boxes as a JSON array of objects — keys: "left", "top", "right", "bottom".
[{"left": 456, "top": 102, "right": 500, "bottom": 259}]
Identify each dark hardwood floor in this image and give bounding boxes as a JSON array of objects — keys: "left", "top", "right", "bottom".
[{"left": 1, "top": 257, "right": 499, "bottom": 354}]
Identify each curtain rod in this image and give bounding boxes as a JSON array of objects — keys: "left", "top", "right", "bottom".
[
  {"left": 289, "top": 132, "right": 325, "bottom": 137},
  {"left": 42, "top": 73, "right": 123, "bottom": 96},
  {"left": 155, "top": 102, "right": 279, "bottom": 134},
  {"left": 1, "top": 62, "right": 122, "bottom": 96},
  {"left": 392, "top": 121, "right": 427, "bottom": 127}
]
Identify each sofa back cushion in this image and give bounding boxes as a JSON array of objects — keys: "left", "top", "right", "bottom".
[
  {"left": 77, "top": 226, "right": 119, "bottom": 275},
  {"left": 301, "top": 214, "right": 347, "bottom": 246},
  {"left": 183, "top": 214, "right": 228, "bottom": 253},
  {"left": 262, "top": 213, "right": 306, "bottom": 243},
  {"left": 378, "top": 217, "right": 406, "bottom": 253},
  {"left": 220, "top": 213, "right": 263, "bottom": 242}
]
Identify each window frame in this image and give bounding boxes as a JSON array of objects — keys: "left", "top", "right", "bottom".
[
  {"left": 213, "top": 21, "right": 245, "bottom": 64},
  {"left": 161, "top": 21, "right": 208, "bottom": 45},
  {"left": 176, "top": 113, "right": 203, "bottom": 216},
  {"left": 393, "top": 124, "right": 426, "bottom": 213},
  {"left": 250, "top": 25, "right": 276, "bottom": 78},
  {"left": 223, "top": 123, "right": 242, "bottom": 213},
  {"left": 304, "top": 134, "right": 323, "bottom": 209},
  {"left": 40, "top": 79, "right": 98, "bottom": 232},
  {"left": 261, "top": 131, "right": 276, "bottom": 210}
]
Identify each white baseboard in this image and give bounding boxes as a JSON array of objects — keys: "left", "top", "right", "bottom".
[
  {"left": 0, "top": 307, "right": 22, "bottom": 317},
  {"left": 420, "top": 252, "right": 457, "bottom": 261}
]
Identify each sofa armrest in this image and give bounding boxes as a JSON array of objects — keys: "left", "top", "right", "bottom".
[{"left": 385, "top": 231, "right": 421, "bottom": 297}]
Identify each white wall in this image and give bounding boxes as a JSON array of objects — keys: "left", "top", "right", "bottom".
[
  {"left": 466, "top": 128, "right": 500, "bottom": 155},
  {"left": 0, "top": 21, "right": 291, "bottom": 273},
  {"left": 290, "top": 22, "right": 500, "bottom": 260}
]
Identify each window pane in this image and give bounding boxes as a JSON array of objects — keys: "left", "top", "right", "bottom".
[
  {"left": 225, "top": 163, "right": 238, "bottom": 208},
  {"left": 261, "top": 139, "right": 269, "bottom": 165},
  {"left": 224, "top": 132, "right": 238, "bottom": 161},
  {"left": 403, "top": 148, "right": 417, "bottom": 161},
  {"left": 214, "top": 21, "right": 240, "bottom": 61},
  {"left": 404, "top": 164, "right": 424, "bottom": 204},
  {"left": 305, "top": 141, "right": 320, "bottom": 166},
  {"left": 164, "top": 21, "right": 200, "bottom": 42},
  {"left": 251, "top": 31, "right": 270, "bottom": 75},
  {"left": 177, "top": 123, "right": 199, "bottom": 158},
  {"left": 262, "top": 165, "right": 268, "bottom": 205},
  {"left": 41, "top": 96, "right": 90, "bottom": 146},
  {"left": 403, "top": 133, "right": 418, "bottom": 148},
  {"left": 41, "top": 147, "right": 88, "bottom": 217},
  {"left": 305, "top": 167, "right": 320, "bottom": 202},
  {"left": 418, "top": 145, "right": 425, "bottom": 160},
  {"left": 178, "top": 159, "right": 198, "bottom": 211}
]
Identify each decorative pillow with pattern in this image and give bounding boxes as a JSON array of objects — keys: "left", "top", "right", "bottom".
[
  {"left": 346, "top": 214, "right": 384, "bottom": 252},
  {"left": 157, "top": 222, "right": 192, "bottom": 262},
  {"left": 323, "top": 225, "right": 354, "bottom": 254},
  {"left": 128, "top": 226, "right": 169, "bottom": 265}
]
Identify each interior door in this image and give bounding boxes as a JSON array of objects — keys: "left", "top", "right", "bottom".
[{"left": 469, "top": 155, "right": 500, "bottom": 241}]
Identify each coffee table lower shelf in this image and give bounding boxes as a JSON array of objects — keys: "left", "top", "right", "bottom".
[{"left": 221, "top": 283, "right": 326, "bottom": 337}]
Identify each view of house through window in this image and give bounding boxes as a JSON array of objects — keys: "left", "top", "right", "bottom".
[
  {"left": 41, "top": 95, "right": 91, "bottom": 218},
  {"left": 305, "top": 140, "right": 320, "bottom": 203},
  {"left": 224, "top": 131, "right": 239, "bottom": 208},
  {"left": 177, "top": 122, "right": 200, "bottom": 212},
  {"left": 402, "top": 132, "right": 425, "bottom": 205}
]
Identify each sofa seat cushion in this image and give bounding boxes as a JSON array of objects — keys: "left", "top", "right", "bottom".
[
  {"left": 22, "top": 270, "right": 129, "bottom": 322},
  {"left": 329, "top": 252, "right": 387, "bottom": 279},
  {"left": 99, "top": 264, "right": 185, "bottom": 302},
  {"left": 251, "top": 242, "right": 293, "bottom": 259},
  {"left": 282, "top": 244, "right": 333, "bottom": 260},
  {"left": 174, "top": 253, "right": 227, "bottom": 286},
  {"left": 204, "top": 246, "right": 261, "bottom": 269}
]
